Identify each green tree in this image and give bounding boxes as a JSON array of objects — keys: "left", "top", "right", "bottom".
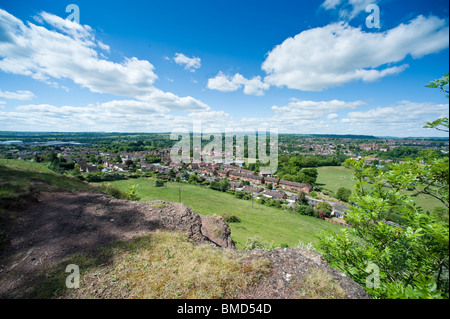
[
  {"left": 316, "top": 201, "right": 332, "bottom": 215},
  {"left": 155, "top": 180, "right": 165, "bottom": 188},
  {"left": 219, "top": 178, "right": 231, "bottom": 192},
  {"left": 297, "top": 190, "right": 308, "bottom": 205},
  {"left": 318, "top": 154, "right": 449, "bottom": 299},
  {"left": 336, "top": 187, "right": 352, "bottom": 202}
]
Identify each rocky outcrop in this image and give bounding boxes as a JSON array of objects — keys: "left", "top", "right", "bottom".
[{"left": 240, "top": 247, "right": 370, "bottom": 299}]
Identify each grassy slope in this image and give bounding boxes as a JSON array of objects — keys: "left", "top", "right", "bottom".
[
  {"left": 316, "top": 166, "right": 446, "bottom": 212},
  {"left": 105, "top": 178, "right": 343, "bottom": 250}
]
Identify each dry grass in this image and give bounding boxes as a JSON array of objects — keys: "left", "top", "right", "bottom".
[
  {"left": 297, "top": 268, "right": 346, "bottom": 299},
  {"left": 38, "top": 230, "right": 272, "bottom": 299}
]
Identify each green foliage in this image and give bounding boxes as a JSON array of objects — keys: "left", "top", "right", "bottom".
[
  {"left": 425, "top": 73, "right": 449, "bottom": 97},
  {"left": 316, "top": 201, "right": 332, "bottom": 214},
  {"left": 243, "top": 236, "right": 271, "bottom": 250},
  {"left": 85, "top": 172, "right": 126, "bottom": 183},
  {"left": 431, "top": 206, "right": 449, "bottom": 224},
  {"left": 126, "top": 184, "right": 140, "bottom": 201},
  {"left": 385, "top": 274, "right": 443, "bottom": 299},
  {"left": 222, "top": 213, "right": 241, "bottom": 223},
  {"left": 212, "top": 178, "right": 231, "bottom": 192},
  {"left": 297, "top": 204, "right": 315, "bottom": 216},
  {"left": 97, "top": 183, "right": 131, "bottom": 200},
  {"left": 154, "top": 179, "right": 165, "bottom": 188},
  {"left": 336, "top": 187, "right": 352, "bottom": 202},
  {"left": 424, "top": 74, "right": 449, "bottom": 132},
  {"left": 318, "top": 155, "right": 449, "bottom": 299},
  {"left": 297, "top": 191, "right": 308, "bottom": 205}
]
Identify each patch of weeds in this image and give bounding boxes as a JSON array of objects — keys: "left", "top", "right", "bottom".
[
  {"left": 150, "top": 202, "right": 167, "bottom": 209},
  {"left": 222, "top": 213, "right": 241, "bottom": 223},
  {"left": 298, "top": 268, "right": 346, "bottom": 299}
]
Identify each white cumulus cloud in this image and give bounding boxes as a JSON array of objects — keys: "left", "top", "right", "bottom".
[
  {"left": 207, "top": 72, "right": 269, "bottom": 96},
  {"left": 0, "top": 9, "right": 210, "bottom": 112},
  {"left": 262, "top": 15, "right": 449, "bottom": 91},
  {"left": 173, "top": 53, "right": 201, "bottom": 72},
  {"left": 0, "top": 90, "right": 35, "bottom": 100}
]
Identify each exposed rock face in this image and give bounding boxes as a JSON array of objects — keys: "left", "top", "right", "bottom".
[
  {"left": 200, "top": 214, "right": 235, "bottom": 249},
  {"left": 240, "top": 247, "right": 370, "bottom": 299},
  {"left": 0, "top": 190, "right": 368, "bottom": 299}
]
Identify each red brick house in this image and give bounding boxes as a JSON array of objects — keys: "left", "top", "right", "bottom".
[
  {"left": 278, "top": 180, "right": 313, "bottom": 194},
  {"left": 262, "top": 190, "right": 287, "bottom": 200}
]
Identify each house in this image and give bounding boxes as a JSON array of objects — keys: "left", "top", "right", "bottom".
[
  {"left": 77, "top": 160, "right": 88, "bottom": 172},
  {"left": 86, "top": 165, "right": 99, "bottom": 173},
  {"left": 278, "top": 180, "right": 312, "bottom": 194},
  {"left": 258, "top": 168, "right": 273, "bottom": 177},
  {"left": 230, "top": 181, "right": 243, "bottom": 190},
  {"left": 264, "top": 177, "right": 280, "bottom": 186},
  {"left": 262, "top": 190, "right": 287, "bottom": 200},
  {"left": 189, "top": 163, "right": 200, "bottom": 170},
  {"left": 217, "top": 170, "right": 229, "bottom": 178},
  {"left": 242, "top": 185, "right": 264, "bottom": 194}
]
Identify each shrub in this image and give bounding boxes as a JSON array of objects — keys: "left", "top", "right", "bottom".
[
  {"left": 316, "top": 201, "right": 332, "bottom": 214},
  {"left": 222, "top": 214, "right": 241, "bottom": 223},
  {"left": 336, "top": 187, "right": 352, "bottom": 202},
  {"left": 317, "top": 210, "right": 327, "bottom": 220},
  {"left": 243, "top": 236, "right": 270, "bottom": 250},
  {"left": 155, "top": 179, "right": 165, "bottom": 187},
  {"left": 98, "top": 183, "right": 130, "bottom": 200},
  {"left": 297, "top": 205, "right": 315, "bottom": 216}
]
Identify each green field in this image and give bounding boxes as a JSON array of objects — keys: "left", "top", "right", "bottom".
[
  {"left": 103, "top": 178, "right": 343, "bottom": 250},
  {"left": 316, "top": 166, "right": 355, "bottom": 193},
  {"left": 316, "top": 165, "right": 446, "bottom": 212}
]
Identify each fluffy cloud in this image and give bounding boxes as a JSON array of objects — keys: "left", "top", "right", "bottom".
[
  {"left": 341, "top": 101, "right": 449, "bottom": 135},
  {"left": 0, "top": 90, "right": 35, "bottom": 100},
  {"left": 322, "top": 0, "right": 377, "bottom": 20},
  {"left": 1, "top": 102, "right": 222, "bottom": 132},
  {"left": 0, "top": 9, "right": 210, "bottom": 112},
  {"left": 271, "top": 99, "right": 365, "bottom": 119},
  {"left": 174, "top": 53, "right": 201, "bottom": 72},
  {"left": 207, "top": 72, "right": 269, "bottom": 96},
  {"left": 262, "top": 15, "right": 449, "bottom": 91}
]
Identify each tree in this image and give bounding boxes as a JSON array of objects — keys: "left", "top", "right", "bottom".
[
  {"left": 316, "top": 201, "right": 332, "bottom": 215},
  {"left": 297, "top": 190, "right": 308, "bottom": 205},
  {"left": 219, "top": 178, "right": 231, "bottom": 192},
  {"left": 297, "top": 204, "right": 314, "bottom": 216},
  {"left": 336, "top": 187, "right": 352, "bottom": 202},
  {"left": 181, "top": 171, "right": 190, "bottom": 180},
  {"left": 155, "top": 179, "right": 165, "bottom": 187},
  {"left": 424, "top": 74, "right": 449, "bottom": 132},
  {"left": 188, "top": 174, "right": 199, "bottom": 184},
  {"left": 318, "top": 155, "right": 449, "bottom": 299},
  {"left": 125, "top": 159, "right": 134, "bottom": 167}
]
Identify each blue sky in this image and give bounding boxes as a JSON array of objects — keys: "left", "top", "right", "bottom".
[{"left": 0, "top": 0, "right": 448, "bottom": 136}]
